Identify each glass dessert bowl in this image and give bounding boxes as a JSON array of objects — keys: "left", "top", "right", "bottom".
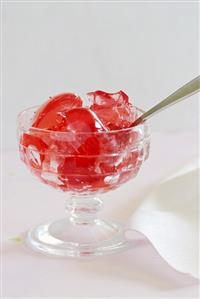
[{"left": 17, "top": 106, "right": 150, "bottom": 258}]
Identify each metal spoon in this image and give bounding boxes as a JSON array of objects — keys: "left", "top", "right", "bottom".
[{"left": 132, "top": 75, "right": 200, "bottom": 126}]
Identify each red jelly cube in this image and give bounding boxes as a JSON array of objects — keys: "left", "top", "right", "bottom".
[
  {"left": 87, "top": 90, "right": 137, "bottom": 130},
  {"left": 20, "top": 133, "right": 48, "bottom": 170},
  {"left": 56, "top": 108, "right": 108, "bottom": 188},
  {"left": 32, "top": 93, "right": 83, "bottom": 130},
  {"left": 62, "top": 107, "right": 108, "bottom": 133},
  {"left": 56, "top": 108, "right": 108, "bottom": 172},
  {"left": 21, "top": 93, "right": 83, "bottom": 185}
]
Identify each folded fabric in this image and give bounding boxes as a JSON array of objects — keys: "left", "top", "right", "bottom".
[{"left": 126, "top": 159, "right": 199, "bottom": 278}]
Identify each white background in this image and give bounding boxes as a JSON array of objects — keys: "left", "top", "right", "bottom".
[{"left": 2, "top": 1, "right": 199, "bottom": 149}]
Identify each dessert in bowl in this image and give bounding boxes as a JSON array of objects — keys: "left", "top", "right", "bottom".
[{"left": 17, "top": 91, "right": 150, "bottom": 257}]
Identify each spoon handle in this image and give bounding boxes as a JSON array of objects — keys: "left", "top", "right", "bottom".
[{"left": 132, "top": 75, "right": 200, "bottom": 126}]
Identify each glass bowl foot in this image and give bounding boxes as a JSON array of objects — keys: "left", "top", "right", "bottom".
[{"left": 26, "top": 218, "right": 130, "bottom": 258}]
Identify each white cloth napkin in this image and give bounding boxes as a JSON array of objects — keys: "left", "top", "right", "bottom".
[{"left": 126, "top": 159, "right": 199, "bottom": 279}]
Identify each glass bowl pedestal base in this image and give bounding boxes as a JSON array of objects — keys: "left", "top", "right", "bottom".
[{"left": 26, "top": 195, "right": 129, "bottom": 258}]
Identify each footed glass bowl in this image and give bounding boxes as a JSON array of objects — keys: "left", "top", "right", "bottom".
[{"left": 17, "top": 106, "right": 150, "bottom": 257}]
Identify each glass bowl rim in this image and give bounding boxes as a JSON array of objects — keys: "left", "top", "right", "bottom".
[{"left": 17, "top": 105, "right": 149, "bottom": 135}]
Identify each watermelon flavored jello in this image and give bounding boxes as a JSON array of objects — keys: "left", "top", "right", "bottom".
[{"left": 17, "top": 90, "right": 150, "bottom": 257}]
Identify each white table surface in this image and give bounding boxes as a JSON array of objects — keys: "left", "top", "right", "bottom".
[{"left": 2, "top": 132, "right": 199, "bottom": 298}]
